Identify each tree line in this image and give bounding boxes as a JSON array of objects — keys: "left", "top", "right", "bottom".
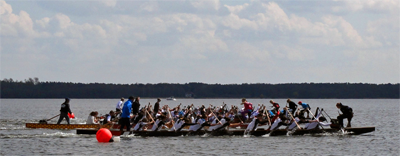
[{"left": 1, "top": 78, "right": 399, "bottom": 99}]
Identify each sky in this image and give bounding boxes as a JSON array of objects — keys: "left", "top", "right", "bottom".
[{"left": 1, "top": 0, "right": 399, "bottom": 84}]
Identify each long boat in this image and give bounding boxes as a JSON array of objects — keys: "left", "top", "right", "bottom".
[
  {"left": 26, "top": 123, "right": 101, "bottom": 129},
  {"left": 76, "top": 126, "right": 375, "bottom": 137}
]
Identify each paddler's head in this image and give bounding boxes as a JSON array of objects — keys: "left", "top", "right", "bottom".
[
  {"left": 336, "top": 103, "right": 342, "bottom": 109},
  {"left": 128, "top": 96, "right": 134, "bottom": 101},
  {"left": 109, "top": 110, "right": 115, "bottom": 116},
  {"left": 319, "top": 117, "right": 327, "bottom": 122},
  {"left": 242, "top": 98, "right": 246, "bottom": 102},
  {"left": 298, "top": 101, "right": 302, "bottom": 105}
]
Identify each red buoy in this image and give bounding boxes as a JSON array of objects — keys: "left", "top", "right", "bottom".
[
  {"left": 96, "top": 128, "right": 113, "bottom": 143},
  {"left": 68, "top": 112, "right": 75, "bottom": 119}
]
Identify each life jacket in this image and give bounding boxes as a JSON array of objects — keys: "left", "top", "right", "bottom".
[
  {"left": 273, "top": 103, "right": 280, "bottom": 109},
  {"left": 102, "top": 114, "right": 115, "bottom": 124}
]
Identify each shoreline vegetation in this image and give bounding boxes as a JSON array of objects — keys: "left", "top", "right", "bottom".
[{"left": 1, "top": 78, "right": 399, "bottom": 99}]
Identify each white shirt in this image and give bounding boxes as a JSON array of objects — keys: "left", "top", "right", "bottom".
[
  {"left": 116, "top": 101, "right": 123, "bottom": 110},
  {"left": 208, "top": 118, "right": 226, "bottom": 131},
  {"left": 170, "top": 119, "right": 185, "bottom": 131},
  {"left": 151, "top": 119, "right": 161, "bottom": 131},
  {"left": 246, "top": 118, "right": 257, "bottom": 131},
  {"left": 86, "top": 116, "right": 98, "bottom": 124},
  {"left": 270, "top": 117, "right": 282, "bottom": 130},
  {"left": 133, "top": 122, "right": 149, "bottom": 131},
  {"left": 288, "top": 117, "right": 300, "bottom": 130},
  {"left": 189, "top": 119, "right": 205, "bottom": 131}
]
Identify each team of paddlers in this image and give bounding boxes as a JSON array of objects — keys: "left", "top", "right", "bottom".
[{"left": 72, "top": 96, "right": 353, "bottom": 135}]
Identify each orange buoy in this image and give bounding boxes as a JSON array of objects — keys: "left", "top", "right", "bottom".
[
  {"left": 68, "top": 112, "right": 75, "bottom": 119},
  {"left": 96, "top": 128, "right": 113, "bottom": 142}
]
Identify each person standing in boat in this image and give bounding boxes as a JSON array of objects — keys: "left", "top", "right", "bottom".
[
  {"left": 132, "top": 97, "right": 141, "bottom": 117},
  {"left": 153, "top": 98, "right": 161, "bottom": 117},
  {"left": 287, "top": 99, "right": 298, "bottom": 115},
  {"left": 57, "top": 98, "right": 73, "bottom": 125},
  {"left": 240, "top": 98, "right": 253, "bottom": 121},
  {"left": 115, "top": 98, "right": 124, "bottom": 113},
  {"left": 120, "top": 96, "right": 134, "bottom": 134},
  {"left": 336, "top": 103, "right": 353, "bottom": 128}
]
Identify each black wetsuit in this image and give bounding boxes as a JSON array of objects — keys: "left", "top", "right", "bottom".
[
  {"left": 288, "top": 101, "right": 297, "bottom": 115},
  {"left": 57, "top": 102, "right": 72, "bottom": 124},
  {"left": 153, "top": 102, "right": 160, "bottom": 116},
  {"left": 132, "top": 101, "right": 140, "bottom": 115},
  {"left": 338, "top": 105, "right": 353, "bottom": 127}
]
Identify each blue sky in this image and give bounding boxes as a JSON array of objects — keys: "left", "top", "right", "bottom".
[{"left": 1, "top": 0, "right": 399, "bottom": 84}]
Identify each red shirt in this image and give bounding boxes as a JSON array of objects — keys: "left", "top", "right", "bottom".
[{"left": 243, "top": 102, "right": 253, "bottom": 110}]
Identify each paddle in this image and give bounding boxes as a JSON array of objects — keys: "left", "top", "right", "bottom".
[
  {"left": 308, "top": 108, "right": 326, "bottom": 131},
  {"left": 263, "top": 107, "right": 271, "bottom": 126},
  {"left": 47, "top": 114, "right": 60, "bottom": 121},
  {"left": 167, "top": 106, "right": 176, "bottom": 131},
  {"left": 209, "top": 104, "right": 221, "bottom": 124},
  {"left": 286, "top": 107, "right": 301, "bottom": 129},
  {"left": 39, "top": 114, "right": 60, "bottom": 124}
]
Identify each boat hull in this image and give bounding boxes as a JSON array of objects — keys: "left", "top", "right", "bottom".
[
  {"left": 26, "top": 123, "right": 100, "bottom": 129},
  {"left": 75, "top": 126, "right": 375, "bottom": 137}
]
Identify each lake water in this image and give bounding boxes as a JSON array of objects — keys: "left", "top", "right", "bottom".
[{"left": 0, "top": 98, "right": 399, "bottom": 155}]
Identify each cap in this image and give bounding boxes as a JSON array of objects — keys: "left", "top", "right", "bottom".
[{"left": 298, "top": 101, "right": 302, "bottom": 104}]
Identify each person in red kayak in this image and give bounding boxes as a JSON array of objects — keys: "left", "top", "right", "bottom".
[
  {"left": 240, "top": 98, "right": 253, "bottom": 121},
  {"left": 57, "top": 98, "right": 73, "bottom": 125}
]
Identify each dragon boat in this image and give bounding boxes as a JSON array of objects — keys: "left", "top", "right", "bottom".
[{"left": 75, "top": 126, "right": 375, "bottom": 137}]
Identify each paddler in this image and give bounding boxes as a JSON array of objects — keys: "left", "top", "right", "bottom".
[
  {"left": 189, "top": 115, "right": 205, "bottom": 132},
  {"left": 102, "top": 110, "right": 116, "bottom": 124},
  {"left": 304, "top": 107, "right": 331, "bottom": 129},
  {"left": 336, "top": 103, "right": 353, "bottom": 128},
  {"left": 152, "top": 115, "right": 169, "bottom": 131},
  {"left": 57, "top": 98, "right": 73, "bottom": 125},
  {"left": 133, "top": 118, "right": 153, "bottom": 131},
  {"left": 246, "top": 114, "right": 270, "bottom": 132},
  {"left": 298, "top": 101, "right": 311, "bottom": 118}
]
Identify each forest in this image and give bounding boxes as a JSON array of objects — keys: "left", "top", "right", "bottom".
[{"left": 1, "top": 77, "right": 399, "bottom": 99}]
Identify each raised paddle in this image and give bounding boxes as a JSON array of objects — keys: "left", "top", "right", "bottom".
[
  {"left": 209, "top": 104, "right": 221, "bottom": 124},
  {"left": 145, "top": 109, "right": 155, "bottom": 123},
  {"left": 167, "top": 106, "right": 176, "bottom": 131}
]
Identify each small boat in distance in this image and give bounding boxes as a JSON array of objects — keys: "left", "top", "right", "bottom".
[{"left": 166, "top": 96, "right": 176, "bottom": 101}]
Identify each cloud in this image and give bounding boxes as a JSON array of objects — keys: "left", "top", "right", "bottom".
[{"left": 1, "top": 0, "right": 398, "bottom": 84}]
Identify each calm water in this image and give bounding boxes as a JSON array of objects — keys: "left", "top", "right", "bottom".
[{"left": 0, "top": 99, "right": 399, "bottom": 155}]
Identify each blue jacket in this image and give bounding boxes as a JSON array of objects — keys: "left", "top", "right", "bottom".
[
  {"left": 301, "top": 103, "right": 310, "bottom": 109},
  {"left": 121, "top": 100, "right": 133, "bottom": 118}
]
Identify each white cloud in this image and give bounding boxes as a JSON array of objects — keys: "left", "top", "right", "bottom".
[
  {"left": 333, "top": 0, "right": 399, "bottom": 13},
  {"left": 1, "top": 0, "right": 398, "bottom": 84}
]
